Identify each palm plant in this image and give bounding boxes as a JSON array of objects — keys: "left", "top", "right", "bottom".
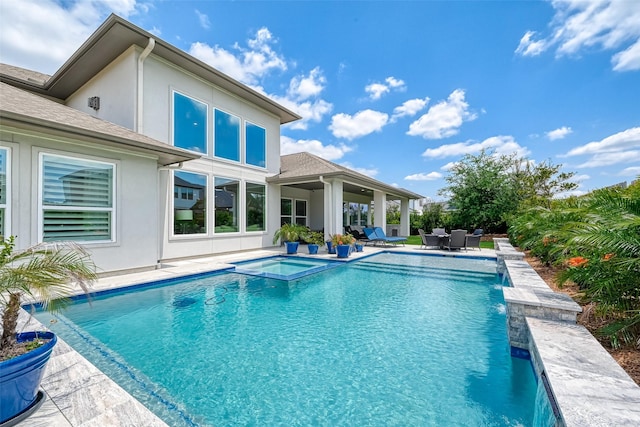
[{"left": 0, "top": 236, "right": 97, "bottom": 355}]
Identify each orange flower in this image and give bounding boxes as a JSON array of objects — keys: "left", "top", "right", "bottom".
[
  {"left": 542, "top": 236, "right": 550, "bottom": 246},
  {"left": 602, "top": 253, "right": 615, "bottom": 261},
  {"left": 567, "top": 256, "right": 588, "bottom": 267}
]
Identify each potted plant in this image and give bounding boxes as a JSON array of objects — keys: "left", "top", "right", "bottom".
[
  {"left": 303, "top": 231, "right": 326, "bottom": 255},
  {"left": 0, "top": 236, "right": 96, "bottom": 424},
  {"left": 326, "top": 235, "right": 337, "bottom": 254},
  {"left": 331, "top": 233, "right": 356, "bottom": 258},
  {"left": 273, "top": 223, "right": 308, "bottom": 254}
]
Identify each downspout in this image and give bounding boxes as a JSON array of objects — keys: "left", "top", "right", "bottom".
[
  {"left": 137, "top": 37, "right": 156, "bottom": 133},
  {"left": 319, "top": 175, "right": 332, "bottom": 238}
]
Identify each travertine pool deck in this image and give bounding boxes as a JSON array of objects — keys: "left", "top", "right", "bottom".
[{"left": 12, "top": 243, "right": 640, "bottom": 426}]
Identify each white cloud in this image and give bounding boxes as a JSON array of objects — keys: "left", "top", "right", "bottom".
[
  {"left": 280, "top": 136, "right": 352, "bottom": 161},
  {"left": 619, "top": 166, "right": 640, "bottom": 176},
  {"left": 340, "top": 162, "right": 379, "bottom": 177},
  {"left": 0, "top": 0, "right": 142, "bottom": 74},
  {"left": 329, "top": 109, "right": 389, "bottom": 140},
  {"left": 577, "top": 150, "right": 640, "bottom": 168},
  {"left": 516, "top": 0, "right": 640, "bottom": 71},
  {"left": 407, "top": 89, "right": 477, "bottom": 139},
  {"left": 572, "top": 174, "right": 591, "bottom": 182},
  {"left": 287, "top": 67, "right": 325, "bottom": 100},
  {"left": 561, "top": 127, "right": 640, "bottom": 161},
  {"left": 391, "top": 97, "right": 430, "bottom": 121},
  {"left": 515, "top": 31, "right": 548, "bottom": 56},
  {"left": 422, "top": 135, "right": 530, "bottom": 159},
  {"left": 546, "top": 126, "right": 573, "bottom": 140},
  {"left": 189, "top": 27, "right": 286, "bottom": 86},
  {"left": 195, "top": 10, "right": 211, "bottom": 30},
  {"left": 440, "top": 161, "right": 458, "bottom": 171},
  {"left": 365, "top": 76, "right": 406, "bottom": 100},
  {"left": 404, "top": 172, "right": 443, "bottom": 181}
]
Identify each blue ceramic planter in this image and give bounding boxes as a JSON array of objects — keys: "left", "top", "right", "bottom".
[
  {"left": 307, "top": 244, "right": 319, "bottom": 254},
  {"left": 326, "top": 241, "right": 336, "bottom": 254},
  {"left": 355, "top": 244, "right": 363, "bottom": 252},
  {"left": 285, "top": 241, "right": 299, "bottom": 254},
  {"left": 0, "top": 331, "right": 57, "bottom": 424},
  {"left": 336, "top": 244, "right": 351, "bottom": 258}
]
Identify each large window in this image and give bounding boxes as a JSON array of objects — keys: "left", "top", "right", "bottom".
[
  {"left": 214, "top": 109, "right": 240, "bottom": 162},
  {"left": 214, "top": 177, "right": 239, "bottom": 233},
  {"left": 41, "top": 154, "right": 114, "bottom": 242},
  {"left": 0, "top": 148, "right": 8, "bottom": 237},
  {"left": 295, "top": 200, "right": 307, "bottom": 226},
  {"left": 246, "top": 183, "right": 265, "bottom": 232},
  {"left": 348, "top": 202, "right": 369, "bottom": 226},
  {"left": 173, "top": 92, "right": 207, "bottom": 154},
  {"left": 280, "top": 198, "right": 292, "bottom": 226},
  {"left": 245, "top": 122, "right": 266, "bottom": 167},
  {"left": 174, "top": 171, "right": 207, "bottom": 235}
]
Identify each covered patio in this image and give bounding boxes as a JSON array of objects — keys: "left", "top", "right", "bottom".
[{"left": 267, "top": 152, "right": 423, "bottom": 238}]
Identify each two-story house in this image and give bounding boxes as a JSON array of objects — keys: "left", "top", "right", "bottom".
[{"left": 0, "top": 14, "right": 421, "bottom": 274}]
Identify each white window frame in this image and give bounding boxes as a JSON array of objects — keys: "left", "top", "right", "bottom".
[
  {"left": 0, "top": 147, "right": 10, "bottom": 238},
  {"left": 38, "top": 152, "right": 116, "bottom": 243},
  {"left": 280, "top": 197, "right": 293, "bottom": 225},
  {"left": 294, "top": 199, "right": 308, "bottom": 226}
]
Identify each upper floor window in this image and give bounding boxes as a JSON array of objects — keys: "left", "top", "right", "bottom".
[
  {"left": 173, "top": 92, "right": 207, "bottom": 154},
  {"left": 214, "top": 109, "right": 240, "bottom": 162},
  {"left": 174, "top": 171, "right": 207, "bottom": 235},
  {"left": 245, "top": 122, "right": 266, "bottom": 167},
  {"left": 41, "top": 154, "right": 114, "bottom": 242},
  {"left": 0, "top": 148, "right": 8, "bottom": 237}
]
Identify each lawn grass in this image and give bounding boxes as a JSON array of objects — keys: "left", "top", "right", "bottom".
[{"left": 405, "top": 234, "right": 494, "bottom": 249}]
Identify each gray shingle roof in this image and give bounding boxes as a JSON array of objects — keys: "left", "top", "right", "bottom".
[
  {"left": 0, "top": 82, "right": 199, "bottom": 166},
  {"left": 272, "top": 152, "right": 423, "bottom": 199},
  {"left": 0, "top": 63, "right": 50, "bottom": 86}
]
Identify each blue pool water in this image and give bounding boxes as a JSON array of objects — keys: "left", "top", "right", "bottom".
[
  {"left": 37, "top": 253, "right": 541, "bottom": 426},
  {"left": 233, "top": 256, "right": 338, "bottom": 280}
]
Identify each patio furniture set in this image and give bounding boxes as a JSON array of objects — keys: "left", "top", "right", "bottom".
[{"left": 418, "top": 228, "right": 483, "bottom": 251}]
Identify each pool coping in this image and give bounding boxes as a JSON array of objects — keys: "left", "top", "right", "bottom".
[
  {"left": 495, "top": 238, "right": 640, "bottom": 427},
  {"left": 14, "top": 245, "right": 503, "bottom": 426}
]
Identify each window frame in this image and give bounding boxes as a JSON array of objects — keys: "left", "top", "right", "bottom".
[
  {"left": 245, "top": 121, "right": 267, "bottom": 168},
  {"left": 214, "top": 108, "right": 241, "bottom": 163},
  {"left": 172, "top": 90, "right": 209, "bottom": 155},
  {"left": 280, "top": 198, "right": 292, "bottom": 226},
  {"left": 245, "top": 181, "right": 266, "bottom": 233},
  {"left": 173, "top": 170, "right": 208, "bottom": 237},
  {"left": 38, "top": 152, "right": 116, "bottom": 243},
  {"left": 0, "top": 147, "right": 10, "bottom": 238},
  {"left": 213, "top": 176, "right": 240, "bottom": 234}
]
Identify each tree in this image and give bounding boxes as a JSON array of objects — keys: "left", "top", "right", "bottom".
[
  {"left": 439, "top": 150, "right": 519, "bottom": 232},
  {"left": 439, "top": 149, "right": 577, "bottom": 232}
]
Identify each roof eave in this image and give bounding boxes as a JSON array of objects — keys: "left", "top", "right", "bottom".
[
  {"left": 0, "top": 112, "right": 199, "bottom": 166},
  {"left": 41, "top": 14, "right": 301, "bottom": 125}
]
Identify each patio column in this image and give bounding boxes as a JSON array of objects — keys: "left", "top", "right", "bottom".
[
  {"left": 400, "top": 198, "right": 410, "bottom": 236},
  {"left": 373, "top": 190, "right": 386, "bottom": 230},
  {"left": 322, "top": 178, "right": 344, "bottom": 238}
]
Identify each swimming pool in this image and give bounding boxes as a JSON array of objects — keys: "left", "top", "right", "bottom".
[
  {"left": 36, "top": 253, "right": 543, "bottom": 426},
  {"left": 233, "top": 256, "right": 338, "bottom": 280}
]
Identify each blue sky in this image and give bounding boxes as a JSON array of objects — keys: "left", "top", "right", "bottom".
[{"left": 1, "top": 0, "right": 639, "bottom": 200}]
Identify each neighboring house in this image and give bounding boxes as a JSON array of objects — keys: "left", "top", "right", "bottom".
[{"left": 0, "top": 14, "right": 421, "bottom": 274}]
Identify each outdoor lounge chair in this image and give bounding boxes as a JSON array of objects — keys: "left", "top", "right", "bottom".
[
  {"left": 442, "top": 229, "right": 467, "bottom": 251},
  {"left": 373, "top": 227, "right": 407, "bottom": 246},
  {"left": 418, "top": 229, "right": 441, "bottom": 249},
  {"left": 362, "top": 227, "right": 385, "bottom": 245}
]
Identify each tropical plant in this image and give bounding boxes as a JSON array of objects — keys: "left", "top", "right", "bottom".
[
  {"left": 272, "top": 223, "right": 308, "bottom": 245},
  {"left": 303, "top": 231, "right": 326, "bottom": 246},
  {"left": 331, "top": 233, "right": 356, "bottom": 246},
  {"left": 0, "top": 236, "right": 97, "bottom": 359}
]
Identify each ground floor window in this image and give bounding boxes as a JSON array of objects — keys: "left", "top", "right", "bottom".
[
  {"left": 0, "top": 148, "right": 8, "bottom": 237},
  {"left": 246, "top": 183, "right": 265, "bottom": 232},
  {"left": 346, "top": 202, "right": 369, "bottom": 226},
  {"left": 295, "top": 199, "right": 307, "bottom": 226},
  {"left": 280, "top": 198, "right": 292, "bottom": 226},
  {"left": 174, "top": 171, "right": 207, "bottom": 235},
  {"left": 40, "top": 153, "right": 115, "bottom": 242},
  {"left": 214, "top": 177, "right": 239, "bottom": 233}
]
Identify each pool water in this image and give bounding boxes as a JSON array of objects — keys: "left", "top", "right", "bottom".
[
  {"left": 37, "top": 253, "right": 540, "bottom": 426},
  {"left": 233, "top": 256, "right": 337, "bottom": 280}
]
